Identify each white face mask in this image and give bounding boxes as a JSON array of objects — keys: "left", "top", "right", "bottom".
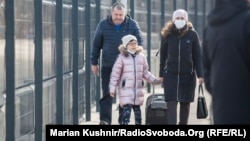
[
  {"left": 128, "top": 49, "right": 136, "bottom": 54},
  {"left": 174, "top": 19, "right": 186, "bottom": 29}
]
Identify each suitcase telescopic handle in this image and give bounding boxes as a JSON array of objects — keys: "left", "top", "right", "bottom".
[{"left": 152, "top": 84, "right": 155, "bottom": 104}]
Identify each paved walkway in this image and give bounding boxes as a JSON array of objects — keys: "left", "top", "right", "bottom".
[{"left": 80, "top": 84, "right": 213, "bottom": 125}]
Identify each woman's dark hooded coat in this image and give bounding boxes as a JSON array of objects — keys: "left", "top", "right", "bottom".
[{"left": 159, "top": 21, "right": 202, "bottom": 102}]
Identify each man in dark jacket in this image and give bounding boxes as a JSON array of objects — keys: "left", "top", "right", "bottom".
[
  {"left": 202, "top": 0, "right": 250, "bottom": 124},
  {"left": 91, "top": 2, "right": 143, "bottom": 125}
]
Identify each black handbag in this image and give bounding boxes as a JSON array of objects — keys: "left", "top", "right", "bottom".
[{"left": 196, "top": 84, "right": 208, "bottom": 119}]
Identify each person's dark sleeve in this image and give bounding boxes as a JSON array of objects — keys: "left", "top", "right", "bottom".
[
  {"left": 159, "top": 36, "right": 168, "bottom": 77},
  {"left": 91, "top": 22, "right": 103, "bottom": 65}
]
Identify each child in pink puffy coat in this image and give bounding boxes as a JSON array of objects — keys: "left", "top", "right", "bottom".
[{"left": 109, "top": 34, "right": 162, "bottom": 125}]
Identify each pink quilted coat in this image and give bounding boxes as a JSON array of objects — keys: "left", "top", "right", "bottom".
[{"left": 109, "top": 45, "right": 160, "bottom": 107}]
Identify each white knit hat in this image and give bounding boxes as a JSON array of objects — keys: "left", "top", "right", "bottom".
[
  {"left": 122, "top": 34, "right": 137, "bottom": 47},
  {"left": 172, "top": 9, "right": 188, "bottom": 21}
]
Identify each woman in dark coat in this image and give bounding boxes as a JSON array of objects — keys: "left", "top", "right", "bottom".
[{"left": 159, "top": 9, "right": 203, "bottom": 125}]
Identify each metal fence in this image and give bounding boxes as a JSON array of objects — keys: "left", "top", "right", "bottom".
[{"left": 0, "top": 0, "right": 214, "bottom": 141}]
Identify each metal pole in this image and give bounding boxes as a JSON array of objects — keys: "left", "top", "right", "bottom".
[
  {"left": 72, "top": 0, "right": 79, "bottom": 124},
  {"left": 5, "top": 0, "right": 15, "bottom": 140},
  {"left": 85, "top": 0, "right": 91, "bottom": 121},
  {"left": 173, "top": 0, "right": 177, "bottom": 10},
  {"left": 147, "top": 0, "right": 151, "bottom": 93},
  {"left": 34, "top": 0, "right": 43, "bottom": 140},
  {"left": 56, "top": 0, "right": 63, "bottom": 125},
  {"left": 161, "top": 0, "right": 165, "bottom": 28},
  {"left": 95, "top": 0, "right": 101, "bottom": 112},
  {"left": 194, "top": 0, "right": 198, "bottom": 29},
  {"left": 130, "top": 0, "right": 134, "bottom": 18},
  {"left": 185, "top": 0, "right": 188, "bottom": 11}
]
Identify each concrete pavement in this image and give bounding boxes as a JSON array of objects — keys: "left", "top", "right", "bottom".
[{"left": 80, "top": 84, "right": 212, "bottom": 125}]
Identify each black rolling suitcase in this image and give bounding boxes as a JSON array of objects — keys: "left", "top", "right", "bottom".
[{"left": 145, "top": 86, "right": 168, "bottom": 125}]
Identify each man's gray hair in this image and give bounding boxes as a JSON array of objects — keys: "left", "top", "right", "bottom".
[{"left": 111, "top": 2, "right": 125, "bottom": 11}]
